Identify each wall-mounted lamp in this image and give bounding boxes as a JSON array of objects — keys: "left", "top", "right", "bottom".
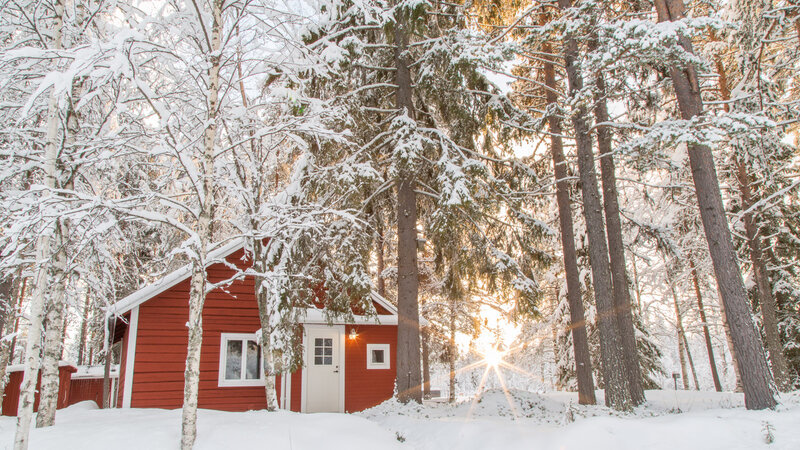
[{"left": 349, "top": 329, "right": 359, "bottom": 340}]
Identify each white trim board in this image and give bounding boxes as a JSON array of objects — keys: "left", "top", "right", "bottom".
[
  {"left": 121, "top": 306, "right": 139, "bottom": 408},
  {"left": 217, "top": 333, "right": 266, "bottom": 387}
]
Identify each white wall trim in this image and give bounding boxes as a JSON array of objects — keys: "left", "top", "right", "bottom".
[
  {"left": 366, "top": 343, "right": 391, "bottom": 370},
  {"left": 300, "top": 330, "right": 307, "bottom": 413},
  {"left": 301, "top": 324, "right": 345, "bottom": 413},
  {"left": 121, "top": 306, "right": 139, "bottom": 408},
  {"left": 217, "top": 332, "right": 266, "bottom": 387}
]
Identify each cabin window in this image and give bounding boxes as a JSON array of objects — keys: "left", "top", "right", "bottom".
[
  {"left": 314, "top": 338, "right": 333, "bottom": 365},
  {"left": 218, "top": 333, "right": 264, "bottom": 387},
  {"left": 366, "top": 344, "right": 390, "bottom": 369}
]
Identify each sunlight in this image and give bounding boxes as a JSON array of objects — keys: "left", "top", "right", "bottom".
[{"left": 481, "top": 346, "right": 505, "bottom": 368}]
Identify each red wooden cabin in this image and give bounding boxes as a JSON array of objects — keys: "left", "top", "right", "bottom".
[
  {"left": 107, "top": 240, "right": 402, "bottom": 413},
  {"left": 2, "top": 363, "right": 76, "bottom": 416}
]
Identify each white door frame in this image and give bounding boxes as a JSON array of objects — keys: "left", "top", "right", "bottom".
[{"left": 300, "top": 324, "right": 345, "bottom": 413}]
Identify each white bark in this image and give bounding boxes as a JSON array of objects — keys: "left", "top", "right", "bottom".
[
  {"left": 179, "top": 0, "right": 222, "bottom": 447},
  {"left": 35, "top": 221, "right": 68, "bottom": 428},
  {"left": 254, "top": 241, "right": 279, "bottom": 411},
  {"left": 13, "top": 2, "right": 64, "bottom": 447}
]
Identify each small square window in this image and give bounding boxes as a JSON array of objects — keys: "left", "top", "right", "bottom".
[{"left": 367, "top": 344, "right": 390, "bottom": 369}]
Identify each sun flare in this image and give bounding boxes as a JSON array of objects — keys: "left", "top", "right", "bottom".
[{"left": 481, "top": 346, "right": 505, "bottom": 368}]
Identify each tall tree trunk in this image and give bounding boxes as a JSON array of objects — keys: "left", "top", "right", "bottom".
[
  {"left": 376, "top": 215, "right": 386, "bottom": 298},
  {"left": 668, "top": 268, "right": 690, "bottom": 389},
  {"left": 734, "top": 160, "right": 789, "bottom": 390},
  {"left": 181, "top": 0, "right": 222, "bottom": 446},
  {"left": 77, "top": 292, "right": 91, "bottom": 365},
  {"left": 715, "top": 54, "right": 789, "bottom": 391},
  {"left": 654, "top": 0, "right": 776, "bottom": 410},
  {"left": 393, "top": 8, "right": 422, "bottom": 404},
  {"left": 448, "top": 297, "right": 456, "bottom": 403},
  {"left": 102, "top": 317, "right": 116, "bottom": 409},
  {"left": 631, "top": 253, "right": 642, "bottom": 311},
  {"left": 557, "top": 0, "right": 631, "bottom": 411},
  {"left": 690, "top": 260, "right": 723, "bottom": 391},
  {"left": 682, "top": 330, "right": 700, "bottom": 390},
  {"left": 37, "top": 73, "right": 81, "bottom": 428},
  {"left": 421, "top": 326, "right": 431, "bottom": 398},
  {"left": 541, "top": 35, "right": 596, "bottom": 405},
  {"left": 594, "top": 73, "right": 645, "bottom": 405},
  {"left": 253, "top": 239, "right": 279, "bottom": 411},
  {"left": 14, "top": 3, "right": 65, "bottom": 447},
  {"left": 718, "top": 293, "right": 743, "bottom": 391}
]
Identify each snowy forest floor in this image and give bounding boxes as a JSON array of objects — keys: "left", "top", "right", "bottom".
[{"left": 1, "top": 389, "right": 798, "bottom": 449}]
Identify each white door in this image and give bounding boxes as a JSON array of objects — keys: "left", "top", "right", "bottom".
[{"left": 304, "top": 326, "right": 343, "bottom": 413}]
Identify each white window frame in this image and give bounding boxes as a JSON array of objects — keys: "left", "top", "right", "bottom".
[
  {"left": 366, "top": 344, "right": 390, "bottom": 369},
  {"left": 218, "top": 333, "right": 265, "bottom": 387}
]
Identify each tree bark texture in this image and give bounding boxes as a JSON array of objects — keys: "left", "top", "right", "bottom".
[
  {"left": 14, "top": 3, "right": 65, "bottom": 447},
  {"left": 541, "top": 37, "right": 596, "bottom": 405},
  {"left": 448, "top": 298, "right": 457, "bottom": 403},
  {"left": 394, "top": 9, "right": 422, "bottom": 404},
  {"left": 77, "top": 293, "right": 91, "bottom": 365},
  {"left": 734, "top": 160, "right": 789, "bottom": 390},
  {"left": 181, "top": 0, "right": 222, "bottom": 447},
  {"left": 594, "top": 73, "right": 645, "bottom": 405},
  {"left": 253, "top": 239, "right": 279, "bottom": 411},
  {"left": 690, "top": 260, "right": 723, "bottom": 391},
  {"left": 557, "top": 0, "right": 631, "bottom": 411},
  {"left": 654, "top": 0, "right": 776, "bottom": 409},
  {"left": 421, "top": 326, "right": 431, "bottom": 398},
  {"left": 715, "top": 54, "right": 789, "bottom": 391},
  {"left": 102, "top": 317, "right": 116, "bottom": 409}
]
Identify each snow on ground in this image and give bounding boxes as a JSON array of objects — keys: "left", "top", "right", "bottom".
[{"left": 1, "top": 390, "right": 798, "bottom": 449}]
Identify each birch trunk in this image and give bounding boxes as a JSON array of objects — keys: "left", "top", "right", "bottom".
[
  {"left": 394, "top": 8, "right": 422, "bottom": 404},
  {"left": 35, "top": 219, "right": 68, "bottom": 428},
  {"left": 102, "top": 317, "right": 116, "bottom": 409},
  {"left": 690, "top": 260, "right": 723, "bottom": 391},
  {"left": 654, "top": 0, "right": 776, "bottom": 410},
  {"left": 557, "top": 0, "right": 631, "bottom": 411},
  {"left": 180, "top": 0, "right": 222, "bottom": 446},
  {"left": 541, "top": 34, "right": 595, "bottom": 405},
  {"left": 37, "top": 73, "right": 80, "bottom": 428},
  {"left": 13, "top": 2, "right": 65, "bottom": 447},
  {"left": 254, "top": 240, "right": 279, "bottom": 411},
  {"left": 77, "top": 293, "right": 90, "bottom": 365}
]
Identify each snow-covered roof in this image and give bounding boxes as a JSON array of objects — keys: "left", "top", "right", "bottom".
[
  {"left": 72, "top": 364, "right": 120, "bottom": 379},
  {"left": 106, "top": 238, "right": 246, "bottom": 318},
  {"left": 107, "top": 239, "right": 401, "bottom": 319},
  {"left": 7, "top": 361, "right": 77, "bottom": 373}
]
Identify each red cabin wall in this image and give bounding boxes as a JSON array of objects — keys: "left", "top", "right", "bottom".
[
  {"left": 119, "top": 248, "right": 396, "bottom": 413},
  {"left": 2, "top": 365, "right": 76, "bottom": 416},
  {"left": 344, "top": 325, "right": 397, "bottom": 412},
  {"left": 68, "top": 378, "right": 116, "bottom": 407}
]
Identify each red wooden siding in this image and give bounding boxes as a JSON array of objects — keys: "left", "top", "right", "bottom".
[
  {"left": 2, "top": 365, "right": 76, "bottom": 416},
  {"left": 68, "top": 378, "right": 116, "bottom": 408},
  {"left": 119, "top": 248, "right": 396, "bottom": 413},
  {"left": 344, "top": 325, "right": 397, "bottom": 412}
]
